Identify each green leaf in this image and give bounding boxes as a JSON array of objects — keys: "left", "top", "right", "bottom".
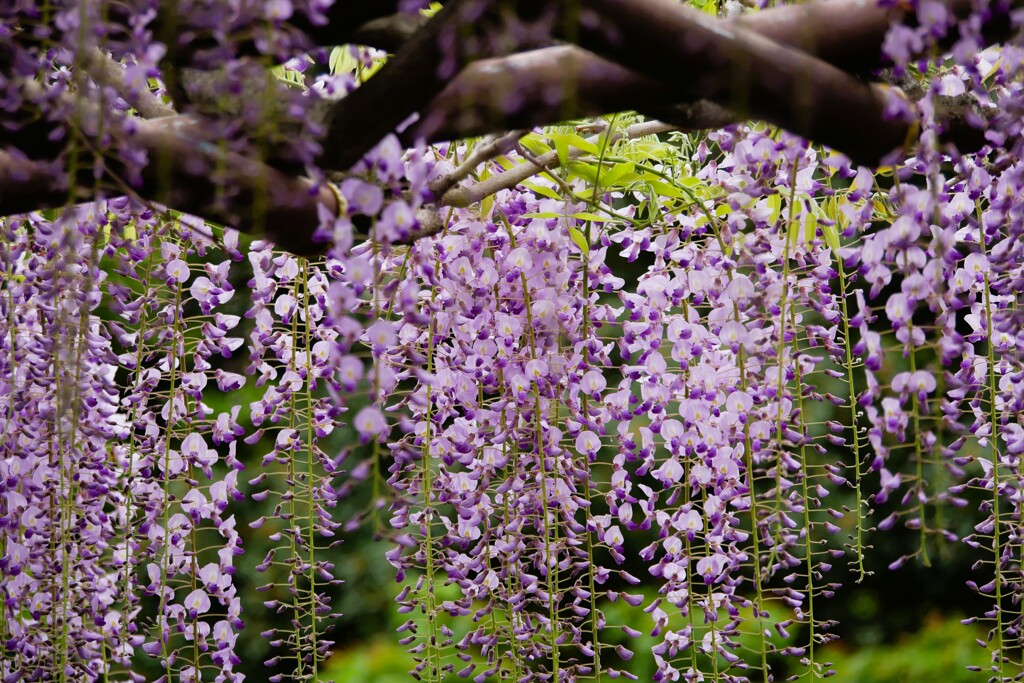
[
  {"left": 272, "top": 62, "right": 308, "bottom": 86},
  {"left": 803, "top": 211, "right": 817, "bottom": 244},
  {"left": 821, "top": 221, "right": 841, "bottom": 253},
  {"left": 766, "top": 193, "right": 783, "bottom": 224},
  {"left": 637, "top": 174, "right": 688, "bottom": 200},
  {"left": 519, "top": 135, "right": 552, "bottom": 158},
  {"left": 567, "top": 161, "right": 600, "bottom": 185},
  {"left": 548, "top": 132, "right": 598, "bottom": 155},
  {"left": 873, "top": 198, "right": 894, "bottom": 219},
  {"left": 787, "top": 215, "right": 800, "bottom": 250},
  {"left": 571, "top": 212, "right": 614, "bottom": 223},
  {"left": 814, "top": 199, "right": 841, "bottom": 253},
  {"left": 819, "top": 195, "right": 836, "bottom": 222},
  {"left": 553, "top": 135, "right": 570, "bottom": 166},
  {"left": 568, "top": 225, "right": 590, "bottom": 256},
  {"left": 360, "top": 56, "right": 386, "bottom": 80},
  {"left": 522, "top": 182, "right": 561, "bottom": 200},
  {"left": 599, "top": 161, "right": 635, "bottom": 189},
  {"left": 628, "top": 139, "right": 676, "bottom": 162},
  {"left": 329, "top": 46, "right": 354, "bottom": 76},
  {"left": 521, "top": 211, "right": 563, "bottom": 219}
]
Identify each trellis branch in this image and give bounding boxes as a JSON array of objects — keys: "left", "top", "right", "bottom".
[
  {"left": 573, "top": 0, "right": 906, "bottom": 166},
  {"left": 80, "top": 48, "right": 177, "bottom": 120},
  {"left": 347, "top": 14, "right": 428, "bottom": 52},
  {"left": 288, "top": 1, "right": 413, "bottom": 47},
  {"left": 0, "top": 110, "right": 338, "bottom": 255},
  {"left": 438, "top": 121, "right": 677, "bottom": 208},
  {"left": 406, "top": 0, "right": 1010, "bottom": 150},
  {"left": 318, "top": 0, "right": 550, "bottom": 171},
  {"left": 430, "top": 129, "right": 529, "bottom": 197},
  {"left": 0, "top": 0, "right": 1016, "bottom": 255}
]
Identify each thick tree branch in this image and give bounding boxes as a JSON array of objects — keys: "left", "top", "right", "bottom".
[
  {"left": 128, "top": 117, "right": 337, "bottom": 254},
  {"left": 415, "top": 42, "right": 987, "bottom": 160},
  {"left": 80, "top": 48, "right": 177, "bottom": 119},
  {"left": 0, "top": 153, "right": 69, "bottom": 217},
  {"left": 288, "top": 1, "right": 409, "bottom": 47},
  {"left": 319, "top": 0, "right": 496, "bottom": 171},
  {"left": 408, "top": 0, "right": 902, "bottom": 144},
  {"left": 407, "top": 0, "right": 1013, "bottom": 159},
  {"left": 404, "top": 45, "right": 664, "bottom": 142},
  {"left": 0, "top": 110, "right": 337, "bottom": 255},
  {"left": 567, "top": 0, "right": 905, "bottom": 166},
  {"left": 0, "top": 0, "right": 1015, "bottom": 257},
  {"left": 642, "top": 101, "right": 736, "bottom": 132},
  {"left": 318, "top": 0, "right": 550, "bottom": 171},
  {"left": 347, "top": 14, "right": 428, "bottom": 52},
  {"left": 143, "top": 1, "right": 416, "bottom": 107}
]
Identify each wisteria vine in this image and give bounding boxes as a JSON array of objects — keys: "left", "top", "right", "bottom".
[{"left": 2, "top": 0, "right": 1024, "bottom": 682}]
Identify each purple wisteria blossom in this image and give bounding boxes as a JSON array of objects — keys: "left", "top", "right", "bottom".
[{"left": 4, "top": 1, "right": 1024, "bottom": 682}]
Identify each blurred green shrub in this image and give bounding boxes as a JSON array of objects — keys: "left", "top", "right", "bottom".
[
  {"left": 821, "top": 614, "right": 986, "bottom": 683},
  {"left": 320, "top": 611, "right": 986, "bottom": 683},
  {"left": 321, "top": 638, "right": 417, "bottom": 683}
]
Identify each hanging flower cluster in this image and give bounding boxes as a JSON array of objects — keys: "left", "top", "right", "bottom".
[
  {"left": 3, "top": 0, "right": 1024, "bottom": 682},
  {"left": 359, "top": 125, "right": 863, "bottom": 683}
]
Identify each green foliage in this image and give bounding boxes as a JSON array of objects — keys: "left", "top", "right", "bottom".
[
  {"left": 823, "top": 615, "right": 987, "bottom": 683},
  {"left": 320, "top": 608, "right": 986, "bottom": 683},
  {"left": 321, "top": 638, "right": 418, "bottom": 683}
]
